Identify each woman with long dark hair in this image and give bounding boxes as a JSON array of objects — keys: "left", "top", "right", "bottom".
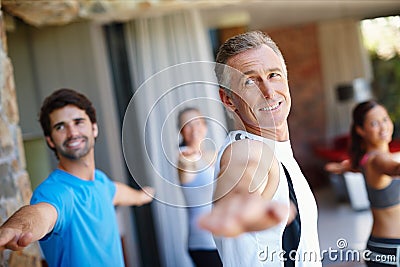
[{"left": 349, "top": 100, "right": 400, "bottom": 266}]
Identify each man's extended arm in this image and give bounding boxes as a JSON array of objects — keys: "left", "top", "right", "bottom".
[
  {"left": 113, "top": 182, "right": 154, "bottom": 206},
  {"left": 0, "top": 202, "right": 57, "bottom": 251},
  {"left": 199, "top": 139, "right": 287, "bottom": 237}
]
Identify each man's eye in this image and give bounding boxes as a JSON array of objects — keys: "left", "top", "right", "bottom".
[
  {"left": 55, "top": 125, "right": 64, "bottom": 131},
  {"left": 75, "top": 119, "right": 85, "bottom": 125},
  {"left": 244, "top": 78, "right": 256, "bottom": 86},
  {"left": 269, "top": 73, "right": 281, "bottom": 78}
]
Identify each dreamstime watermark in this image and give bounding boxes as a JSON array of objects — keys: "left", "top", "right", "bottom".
[{"left": 257, "top": 238, "right": 397, "bottom": 264}]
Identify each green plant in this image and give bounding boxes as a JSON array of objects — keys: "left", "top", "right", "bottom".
[{"left": 371, "top": 53, "right": 400, "bottom": 137}]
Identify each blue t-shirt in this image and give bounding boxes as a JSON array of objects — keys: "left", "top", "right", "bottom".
[{"left": 30, "top": 169, "right": 124, "bottom": 267}]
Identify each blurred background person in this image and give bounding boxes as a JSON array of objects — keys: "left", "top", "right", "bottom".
[
  {"left": 176, "top": 107, "right": 222, "bottom": 267},
  {"left": 348, "top": 100, "right": 400, "bottom": 266}
]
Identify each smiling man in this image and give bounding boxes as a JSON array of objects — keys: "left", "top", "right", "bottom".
[
  {"left": 199, "top": 31, "right": 321, "bottom": 266},
  {"left": 0, "top": 88, "right": 154, "bottom": 267}
]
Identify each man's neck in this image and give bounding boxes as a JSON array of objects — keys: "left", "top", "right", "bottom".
[
  {"left": 240, "top": 122, "right": 290, "bottom": 141},
  {"left": 57, "top": 154, "right": 95, "bottom": 181}
]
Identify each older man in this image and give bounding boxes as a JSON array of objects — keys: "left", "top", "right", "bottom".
[{"left": 200, "top": 31, "right": 321, "bottom": 267}]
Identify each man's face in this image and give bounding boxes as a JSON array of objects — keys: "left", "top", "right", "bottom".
[
  {"left": 46, "top": 105, "right": 98, "bottom": 160},
  {"left": 221, "top": 44, "right": 291, "bottom": 135}
]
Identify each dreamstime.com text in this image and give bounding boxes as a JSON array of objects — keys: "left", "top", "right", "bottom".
[{"left": 257, "top": 238, "right": 397, "bottom": 264}]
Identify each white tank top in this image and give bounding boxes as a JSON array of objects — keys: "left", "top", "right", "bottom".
[{"left": 213, "top": 131, "right": 321, "bottom": 267}]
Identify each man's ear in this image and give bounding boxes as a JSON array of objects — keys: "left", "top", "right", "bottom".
[
  {"left": 45, "top": 136, "right": 55, "bottom": 149},
  {"left": 93, "top": 123, "right": 98, "bottom": 138},
  {"left": 219, "top": 88, "right": 236, "bottom": 113}
]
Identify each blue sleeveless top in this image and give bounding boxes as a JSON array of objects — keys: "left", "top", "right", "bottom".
[{"left": 181, "top": 158, "right": 217, "bottom": 250}]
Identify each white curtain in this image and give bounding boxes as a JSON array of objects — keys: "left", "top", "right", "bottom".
[
  {"left": 318, "top": 19, "right": 373, "bottom": 139},
  {"left": 122, "top": 10, "right": 227, "bottom": 267}
]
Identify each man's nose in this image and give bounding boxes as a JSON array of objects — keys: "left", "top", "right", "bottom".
[
  {"left": 66, "top": 125, "right": 79, "bottom": 137},
  {"left": 260, "top": 81, "right": 276, "bottom": 98}
]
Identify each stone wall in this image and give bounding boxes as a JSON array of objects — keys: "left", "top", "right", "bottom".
[{"left": 0, "top": 4, "right": 42, "bottom": 267}]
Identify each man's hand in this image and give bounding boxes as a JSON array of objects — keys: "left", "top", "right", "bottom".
[
  {"left": 136, "top": 186, "right": 155, "bottom": 206},
  {"left": 0, "top": 203, "right": 57, "bottom": 251},
  {"left": 198, "top": 193, "right": 287, "bottom": 237},
  {"left": 0, "top": 228, "right": 33, "bottom": 251},
  {"left": 199, "top": 139, "right": 287, "bottom": 237},
  {"left": 113, "top": 182, "right": 155, "bottom": 206}
]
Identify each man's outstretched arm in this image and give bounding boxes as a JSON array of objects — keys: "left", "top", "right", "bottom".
[
  {"left": 113, "top": 182, "right": 155, "bottom": 206},
  {"left": 198, "top": 139, "right": 288, "bottom": 237},
  {"left": 0, "top": 202, "right": 57, "bottom": 251}
]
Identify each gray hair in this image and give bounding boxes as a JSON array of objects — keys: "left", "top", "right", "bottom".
[{"left": 214, "top": 31, "right": 287, "bottom": 93}]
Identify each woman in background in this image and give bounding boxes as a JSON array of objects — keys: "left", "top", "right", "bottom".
[
  {"left": 176, "top": 107, "right": 222, "bottom": 267},
  {"left": 348, "top": 100, "right": 400, "bottom": 266}
]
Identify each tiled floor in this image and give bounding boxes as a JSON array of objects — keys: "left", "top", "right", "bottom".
[{"left": 315, "top": 186, "right": 372, "bottom": 266}]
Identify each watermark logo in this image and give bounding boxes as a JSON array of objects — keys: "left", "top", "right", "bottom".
[
  {"left": 258, "top": 238, "right": 397, "bottom": 264},
  {"left": 336, "top": 238, "right": 347, "bottom": 249}
]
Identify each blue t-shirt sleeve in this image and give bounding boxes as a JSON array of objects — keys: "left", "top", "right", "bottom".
[
  {"left": 31, "top": 181, "right": 73, "bottom": 238},
  {"left": 95, "top": 169, "right": 116, "bottom": 202}
]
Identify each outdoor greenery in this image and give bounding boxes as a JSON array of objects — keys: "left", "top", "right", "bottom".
[
  {"left": 371, "top": 54, "right": 400, "bottom": 137},
  {"left": 361, "top": 16, "right": 400, "bottom": 137}
]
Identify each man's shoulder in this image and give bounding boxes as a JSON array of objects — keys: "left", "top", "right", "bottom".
[
  {"left": 94, "top": 169, "right": 111, "bottom": 181},
  {"left": 223, "top": 131, "right": 276, "bottom": 150},
  {"left": 227, "top": 130, "right": 271, "bottom": 142},
  {"left": 94, "top": 169, "right": 116, "bottom": 189},
  {"left": 31, "top": 170, "right": 74, "bottom": 205},
  {"left": 220, "top": 136, "right": 275, "bottom": 169},
  {"left": 35, "top": 169, "right": 65, "bottom": 187}
]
